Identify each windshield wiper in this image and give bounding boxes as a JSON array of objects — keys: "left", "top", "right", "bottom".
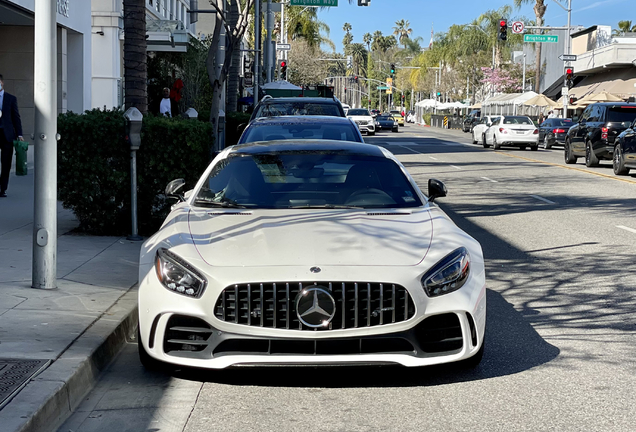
[
  {"left": 287, "top": 204, "right": 364, "bottom": 209},
  {"left": 192, "top": 199, "right": 246, "bottom": 209}
]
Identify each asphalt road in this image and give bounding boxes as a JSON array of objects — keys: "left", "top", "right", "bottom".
[{"left": 59, "top": 125, "right": 636, "bottom": 432}]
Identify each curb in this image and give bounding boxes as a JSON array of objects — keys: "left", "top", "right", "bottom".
[{"left": 0, "top": 288, "right": 139, "bottom": 432}]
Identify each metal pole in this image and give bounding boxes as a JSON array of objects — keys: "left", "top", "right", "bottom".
[
  {"left": 265, "top": 0, "right": 272, "bottom": 83},
  {"left": 253, "top": 0, "right": 260, "bottom": 103},
  {"left": 32, "top": 0, "right": 57, "bottom": 289},
  {"left": 522, "top": 53, "right": 527, "bottom": 91},
  {"left": 215, "top": 0, "right": 226, "bottom": 151},
  {"left": 563, "top": 0, "right": 572, "bottom": 118},
  {"left": 128, "top": 151, "right": 142, "bottom": 241}
]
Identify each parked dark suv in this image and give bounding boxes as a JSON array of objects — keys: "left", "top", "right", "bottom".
[
  {"left": 250, "top": 96, "right": 346, "bottom": 122},
  {"left": 462, "top": 109, "right": 481, "bottom": 133},
  {"left": 612, "top": 118, "right": 636, "bottom": 176},
  {"left": 565, "top": 102, "right": 636, "bottom": 167}
]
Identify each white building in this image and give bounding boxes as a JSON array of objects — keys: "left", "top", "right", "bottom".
[
  {"left": 0, "top": 0, "right": 92, "bottom": 138},
  {"left": 91, "top": 0, "right": 196, "bottom": 110}
]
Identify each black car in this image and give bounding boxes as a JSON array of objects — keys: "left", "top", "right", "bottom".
[
  {"left": 238, "top": 116, "right": 364, "bottom": 144},
  {"left": 538, "top": 118, "right": 574, "bottom": 149},
  {"left": 462, "top": 109, "right": 481, "bottom": 133},
  {"left": 565, "top": 102, "right": 636, "bottom": 167},
  {"left": 375, "top": 114, "right": 399, "bottom": 132},
  {"left": 250, "top": 96, "right": 346, "bottom": 122},
  {"left": 612, "top": 118, "right": 636, "bottom": 176}
]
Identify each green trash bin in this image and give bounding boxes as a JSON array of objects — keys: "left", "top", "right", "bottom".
[{"left": 13, "top": 140, "right": 28, "bottom": 176}]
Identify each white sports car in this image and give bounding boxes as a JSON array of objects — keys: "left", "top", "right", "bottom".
[{"left": 138, "top": 140, "right": 486, "bottom": 370}]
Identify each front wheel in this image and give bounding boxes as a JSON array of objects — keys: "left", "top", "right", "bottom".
[
  {"left": 613, "top": 144, "right": 630, "bottom": 175},
  {"left": 472, "top": 130, "right": 477, "bottom": 144},
  {"left": 585, "top": 141, "right": 599, "bottom": 167},
  {"left": 368, "top": 131, "right": 375, "bottom": 136},
  {"left": 564, "top": 140, "right": 577, "bottom": 164},
  {"left": 530, "top": 145, "right": 538, "bottom": 151},
  {"left": 543, "top": 136, "right": 552, "bottom": 150}
]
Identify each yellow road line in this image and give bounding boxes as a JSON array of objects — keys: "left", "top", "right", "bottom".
[{"left": 496, "top": 151, "right": 636, "bottom": 185}]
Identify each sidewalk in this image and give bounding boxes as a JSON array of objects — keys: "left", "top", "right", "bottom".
[{"left": 0, "top": 152, "right": 141, "bottom": 432}]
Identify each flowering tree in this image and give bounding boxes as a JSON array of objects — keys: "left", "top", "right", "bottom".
[{"left": 481, "top": 67, "right": 522, "bottom": 94}]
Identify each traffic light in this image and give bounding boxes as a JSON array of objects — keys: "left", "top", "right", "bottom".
[
  {"left": 569, "top": 96, "right": 577, "bottom": 105},
  {"left": 436, "top": 92, "right": 441, "bottom": 97},
  {"left": 390, "top": 64, "right": 395, "bottom": 76},
  {"left": 354, "top": 75, "right": 358, "bottom": 83},
  {"left": 357, "top": 0, "right": 370, "bottom": 5},
  {"left": 498, "top": 19, "right": 508, "bottom": 41},
  {"left": 280, "top": 61, "right": 287, "bottom": 80},
  {"left": 565, "top": 66, "right": 574, "bottom": 89}
]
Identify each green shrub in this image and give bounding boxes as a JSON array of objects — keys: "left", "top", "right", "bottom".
[
  {"left": 423, "top": 112, "right": 432, "bottom": 126},
  {"left": 58, "top": 109, "right": 213, "bottom": 236}
]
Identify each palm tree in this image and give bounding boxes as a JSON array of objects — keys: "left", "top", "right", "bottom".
[
  {"left": 393, "top": 19, "right": 413, "bottom": 48},
  {"left": 363, "top": 32, "right": 372, "bottom": 48},
  {"left": 343, "top": 22, "right": 352, "bottom": 34},
  {"left": 613, "top": 20, "right": 636, "bottom": 36},
  {"left": 123, "top": 0, "right": 147, "bottom": 112},
  {"left": 514, "top": 0, "right": 562, "bottom": 93},
  {"left": 286, "top": 6, "right": 335, "bottom": 50},
  {"left": 349, "top": 43, "right": 368, "bottom": 75}
]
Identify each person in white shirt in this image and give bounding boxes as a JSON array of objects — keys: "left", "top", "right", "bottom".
[
  {"left": 547, "top": 110, "right": 556, "bottom": 119},
  {"left": 159, "top": 87, "right": 172, "bottom": 117}
]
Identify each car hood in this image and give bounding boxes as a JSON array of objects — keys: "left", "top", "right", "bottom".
[{"left": 188, "top": 208, "right": 433, "bottom": 267}]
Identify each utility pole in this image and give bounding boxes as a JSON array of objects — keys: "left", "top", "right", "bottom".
[
  {"left": 522, "top": 52, "right": 527, "bottom": 91},
  {"left": 32, "top": 0, "right": 57, "bottom": 289},
  {"left": 265, "top": 0, "right": 272, "bottom": 83},
  {"left": 564, "top": 0, "right": 572, "bottom": 118},
  {"left": 253, "top": 0, "right": 260, "bottom": 103}
]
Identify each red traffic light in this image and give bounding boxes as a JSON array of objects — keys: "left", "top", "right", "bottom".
[
  {"left": 566, "top": 68, "right": 573, "bottom": 75},
  {"left": 500, "top": 20, "right": 507, "bottom": 27},
  {"left": 281, "top": 61, "right": 286, "bottom": 68}
]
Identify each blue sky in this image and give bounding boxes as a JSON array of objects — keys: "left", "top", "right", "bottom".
[{"left": 318, "top": 0, "right": 631, "bottom": 53}]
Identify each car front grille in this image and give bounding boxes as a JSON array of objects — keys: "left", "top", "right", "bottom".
[
  {"left": 163, "top": 315, "right": 214, "bottom": 354},
  {"left": 214, "top": 282, "right": 415, "bottom": 331}
]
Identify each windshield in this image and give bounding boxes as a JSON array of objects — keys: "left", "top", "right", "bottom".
[
  {"left": 348, "top": 109, "right": 370, "bottom": 116},
  {"left": 193, "top": 151, "right": 422, "bottom": 209},
  {"left": 378, "top": 116, "right": 394, "bottom": 121},
  {"left": 255, "top": 102, "right": 342, "bottom": 118},
  {"left": 503, "top": 116, "right": 533, "bottom": 125},
  {"left": 241, "top": 123, "right": 361, "bottom": 143},
  {"left": 607, "top": 107, "right": 636, "bottom": 125},
  {"left": 390, "top": 110, "right": 401, "bottom": 115}
]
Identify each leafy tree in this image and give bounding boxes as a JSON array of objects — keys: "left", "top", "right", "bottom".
[
  {"left": 286, "top": 6, "right": 335, "bottom": 50},
  {"left": 393, "top": 19, "right": 413, "bottom": 48},
  {"left": 613, "top": 20, "right": 636, "bottom": 36}
]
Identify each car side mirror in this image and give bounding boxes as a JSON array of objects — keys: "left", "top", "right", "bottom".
[
  {"left": 428, "top": 179, "right": 447, "bottom": 202},
  {"left": 487, "top": 122, "right": 492, "bottom": 126},
  {"left": 165, "top": 178, "right": 186, "bottom": 202}
]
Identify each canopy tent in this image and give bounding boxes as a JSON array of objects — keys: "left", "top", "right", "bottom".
[
  {"left": 415, "top": 99, "right": 438, "bottom": 108},
  {"left": 261, "top": 80, "right": 302, "bottom": 90},
  {"left": 482, "top": 92, "right": 538, "bottom": 116},
  {"left": 470, "top": 102, "right": 482, "bottom": 109}
]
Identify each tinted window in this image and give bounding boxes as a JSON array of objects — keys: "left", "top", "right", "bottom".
[
  {"left": 241, "top": 123, "right": 360, "bottom": 143},
  {"left": 194, "top": 152, "right": 422, "bottom": 209},
  {"left": 377, "top": 115, "right": 393, "bottom": 121},
  {"left": 255, "top": 102, "right": 342, "bottom": 118},
  {"left": 580, "top": 106, "right": 592, "bottom": 122},
  {"left": 607, "top": 107, "right": 636, "bottom": 125},
  {"left": 553, "top": 119, "right": 573, "bottom": 127},
  {"left": 588, "top": 105, "right": 602, "bottom": 122},
  {"left": 347, "top": 109, "right": 370, "bottom": 116},
  {"left": 503, "top": 116, "right": 533, "bottom": 125}
]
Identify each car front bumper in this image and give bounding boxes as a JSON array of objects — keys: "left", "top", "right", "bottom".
[{"left": 139, "top": 264, "right": 486, "bottom": 369}]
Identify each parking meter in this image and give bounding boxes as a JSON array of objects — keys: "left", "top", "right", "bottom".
[
  {"left": 123, "top": 107, "right": 143, "bottom": 241},
  {"left": 124, "top": 107, "right": 143, "bottom": 150}
]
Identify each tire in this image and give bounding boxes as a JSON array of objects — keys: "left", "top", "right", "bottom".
[
  {"left": 530, "top": 145, "right": 538, "bottom": 151},
  {"left": 493, "top": 136, "right": 500, "bottom": 150},
  {"left": 138, "top": 327, "right": 169, "bottom": 372},
  {"left": 542, "top": 136, "right": 552, "bottom": 150},
  {"left": 520, "top": 146, "right": 527, "bottom": 151},
  {"left": 482, "top": 134, "right": 490, "bottom": 148},
  {"left": 564, "top": 140, "right": 577, "bottom": 164},
  {"left": 585, "top": 141, "right": 599, "bottom": 167},
  {"left": 472, "top": 130, "right": 477, "bottom": 144},
  {"left": 392, "top": 128, "right": 398, "bottom": 133},
  {"left": 613, "top": 144, "right": 630, "bottom": 175}
]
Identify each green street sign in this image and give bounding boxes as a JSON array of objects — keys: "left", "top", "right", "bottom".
[
  {"left": 377, "top": 86, "right": 389, "bottom": 90},
  {"left": 524, "top": 34, "right": 559, "bottom": 43},
  {"left": 290, "top": 0, "right": 338, "bottom": 6}
]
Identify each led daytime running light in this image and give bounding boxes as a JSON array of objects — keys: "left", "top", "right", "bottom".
[
  {"left": 155, "top": 248, "right": 207, "bottom": 298},
  {"left": 421, "top": 247, "right": 471, "bottom": 297}
]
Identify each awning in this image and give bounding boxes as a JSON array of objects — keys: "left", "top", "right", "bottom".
[
  {"left": 261, "top": 80, "right": 302, "bottom": 90},
  {"left": 568, "top": 68, "right": 636, "bottom": 100}
]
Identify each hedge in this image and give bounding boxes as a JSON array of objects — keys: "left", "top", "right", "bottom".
[{"left": 58, "top": 108, "right": 213, "bottom": 236}]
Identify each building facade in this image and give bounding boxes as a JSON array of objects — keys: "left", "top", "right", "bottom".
[{"left": 0, "top": 0, "right": 92, "bottom": 138}]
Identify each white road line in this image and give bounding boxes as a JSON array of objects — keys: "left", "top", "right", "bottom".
[
  {"left": 530, "top": 195, "right": 556, "bottom": 204},
  {"left": 481, "top": 177, "right": 498, "bottom": 183},
  {"left": 396, "top": 145, "right": 420, "bottom": 154},
  {"left": 429, "top": 156, "right": 438, "bottom": 160},
  {"left": 616, "top": 225, "right": 636, "bottom": 235},
  {"left": 450, "top": 165, "right": 462, "bottom": 170}
]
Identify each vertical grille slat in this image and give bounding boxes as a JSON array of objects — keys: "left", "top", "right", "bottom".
[{"left": 215, "top": 281, "right": 414, "bottom": 331}]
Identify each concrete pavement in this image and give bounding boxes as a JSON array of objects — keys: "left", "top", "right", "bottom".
[{"left": 0, "top": 147, "right": 141, "bottom": 432}]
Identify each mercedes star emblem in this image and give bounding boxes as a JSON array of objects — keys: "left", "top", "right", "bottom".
[
  {"left": 310, "top": 267, "right": 321, "bottom": 273},
  {"left": 295, "top": 287, "right": 336, "bottom": 328}
]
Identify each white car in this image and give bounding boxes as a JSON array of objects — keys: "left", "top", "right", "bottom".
[
  {"left": 483, "top": 115, "right": 539, "bottom": 150},
  {"left": 138, "top": 140, "right": 486, "bottom": 370},
  {"left": 471, "top": 115, "right": 500, "bottom": 145},
  {"left": 347, "top": 108, "right": 376, "bottom": 135}
]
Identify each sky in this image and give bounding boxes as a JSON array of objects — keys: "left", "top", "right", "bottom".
[{"left": 317, "top": 0, "right": 632, "bottom": 53}]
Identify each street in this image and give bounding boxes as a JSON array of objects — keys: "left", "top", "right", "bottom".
[{"left": 59, "top": 125, "right": 636, "bottom": 432}]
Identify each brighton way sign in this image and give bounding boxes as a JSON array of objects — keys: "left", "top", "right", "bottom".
[
  {"left": 524, "top": 34, "right": 559, "bottom": 43},
  {"left": 290, "top": 0, "right": 338, "bottom": 6}
]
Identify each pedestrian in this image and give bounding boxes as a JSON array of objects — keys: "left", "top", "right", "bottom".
[
  {"left": 0, "top": 74, "right": 24, "bottom": 198},
  {"left": 159, "top": 87, "right": 172, "bottom": 117},
  {"left": 547, "top": 110, "right": 556, "bottom": 119},
  {"left": 538, "top": 112, "right": 545, "bottom": 124}
]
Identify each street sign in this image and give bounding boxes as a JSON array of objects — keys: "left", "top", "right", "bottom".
[
  {"left": 386, "top": 88, "right": 393, "bottom": 95},
  {"left": 376, "top": 86, "right": 389, "bottom": 90},
  {"left": 290, "top": 0, "right": 337, "bottom": 6},
  {"left": 387, "top": 77, "right": 393, "bottom": 86},
  {"left": 512, "top": 21, "right": 525, "bottom": 34},
  {"left": 559, "top": 54, "right": 577, "bottom": 61},
  {"left": 524, "top": 34, "right": 559, "bottom": 43},
  {"left": 277, "top": 43, "right": 291, "bottom": 51},
  {"left": 244, "top": 72, "right": 253, "bottom": 86}
]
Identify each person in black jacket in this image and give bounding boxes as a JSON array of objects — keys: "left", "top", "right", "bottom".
[{"left": 0, "top": 74, "right": 24, "bottom": 197}]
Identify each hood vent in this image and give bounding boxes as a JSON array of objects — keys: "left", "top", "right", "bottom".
[
  {"left": 366, "top": 212, "right": 410, "bottom": 216},
  {"left": 208, "top": 212, "right": 253, "bottom": 216}
]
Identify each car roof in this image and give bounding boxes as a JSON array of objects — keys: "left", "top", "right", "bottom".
[
  {"left": 260, "top": 97, "right": 340, "bottom": 104},
  {"left": 248, "top": 116, "right": 354, "bottom": 125},
  {"left": 228, "top": 140, "right": 388, "bottom": 157}
]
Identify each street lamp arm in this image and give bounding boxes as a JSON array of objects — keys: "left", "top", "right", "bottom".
[{"left": 550, "top": 0, "right": 569, "bottom": 13}]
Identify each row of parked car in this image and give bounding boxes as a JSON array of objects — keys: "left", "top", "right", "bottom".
[{"left": 463, "top": 102, "right": 636, "bottom": 176}]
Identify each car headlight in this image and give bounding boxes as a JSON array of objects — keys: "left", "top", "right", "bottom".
[
  {"left": 421, "top": 247, "right": 470, "bottom": 297},
  {"left": 155, "top": 248, "right": 207, "bottom": 298},
  {"left": 367, "top": 120, "right": 374, "bottom": 125}
]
